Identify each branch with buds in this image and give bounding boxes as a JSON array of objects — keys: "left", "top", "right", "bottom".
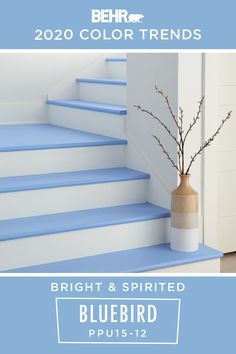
[{"left": 135, "top": 88, "right": 232, "bottom": 175}]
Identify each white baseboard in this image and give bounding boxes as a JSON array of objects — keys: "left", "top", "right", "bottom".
[{"left": 0, "top": 103, "right": 48, "bottom": 124}]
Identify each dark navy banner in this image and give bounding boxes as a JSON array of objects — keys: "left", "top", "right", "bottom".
[
  {"left": 0, "top": 276, "right": 235, "bottom": 353},
  {"left": 0, "top": 0, "right": 235, "bottom": 49}
]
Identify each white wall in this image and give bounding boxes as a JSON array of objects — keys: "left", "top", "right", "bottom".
[
  {"left": 126, "top": 53, "right": 179, "bottom": 209},
  {"left": 0, "top": 53, "right": 105, "bottom": 124}
]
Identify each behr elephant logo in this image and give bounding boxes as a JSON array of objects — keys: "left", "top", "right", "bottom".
[{"left": 128, "top": 13, "right": 144, "bottom": 23}]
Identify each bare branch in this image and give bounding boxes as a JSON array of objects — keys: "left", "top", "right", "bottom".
[
  {"left": 179, "top": 107, "right": 184, "bottom": 173},
  {"left": 135, "top": 88, "right": 232, "bottom": 176},
  {"left": 155, "top": 86, "right": 186, "bottom": 171},
  {"left": 185, "top": 111, "right": 232, "bottom": 174},
  {"left": 155, "top": 86, "right": 181, "bottom": 132},
  {"left": 183, "top": 97, "right": 204, "bottom": 145},
  {"left": 177, "top": 149, "right": 182, "bottom": 172},
  {"left": 134, "top": 104, "right": 181, "bottom": 149},
  {"left": 179, "top": 107, "right": 184, "bottom": 135},
  {"left": 153, "top": 135, "right": 181, "bottom": 173}
]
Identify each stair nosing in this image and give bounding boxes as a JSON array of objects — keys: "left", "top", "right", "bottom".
[
  {"left": 105, "top": 58, "right": 127, "bottom": 62},
  {"left": 0, "top": 141, "right": 127, "bottom": 152},
  {"left": 47, "top": 99, "right": 127, "bottom": 115},
  {"left": 76, "top": 78, "right": 127, "bottom": 86},
  {"left": 0, "top": 168, "right": 150, "bottom": 193},
  {"left": 0, "top": 136, "right": 127, "bottom": 152}
]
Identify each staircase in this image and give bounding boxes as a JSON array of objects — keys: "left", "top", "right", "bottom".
[{"left": 0, "top": 56, "right": 222, "bottom": 272}]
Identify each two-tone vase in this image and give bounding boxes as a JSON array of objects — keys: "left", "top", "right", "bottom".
[{"left": 170, "top": 174, "right": 199, "bottom": 252}]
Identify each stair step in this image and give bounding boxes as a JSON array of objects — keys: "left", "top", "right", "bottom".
[
  {"left": 106, "top": 58, "right": 127, "bottom": 80},
  {"left": 49, "top": 105, "right": 126, "bottom": 139},
  {"left": 0, "top": 168, "right": 149, "bottom": 193},
  {"left": 76, "top": 78, "right": 127, "bottom": 107},
  {"left": 10, "top": 244, "right": 223, "bottom": 273},
  {"left": 76, "top": 78, "right": 127, "bottom": 85},
  {"left": 0, "top": 203, "right": 170, "bottom": 242},
  {"left": 0, "top": 124, "right": 126, "bottom": 152},
  {"left": 0, "top": 169, "right": 149, "bottom": 220},
  {"left": 47, "top": 100, "right": 127, "bottom": 115},
  {"left": 106, "top": 58, "right": 127, "bottom": 62}
]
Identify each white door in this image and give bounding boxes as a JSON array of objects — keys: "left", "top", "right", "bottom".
[{"left": 204, "top": 53, "right": 236, "bottom": 253}]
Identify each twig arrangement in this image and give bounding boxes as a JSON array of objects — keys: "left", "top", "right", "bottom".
[{"left": 135, "top": 87, "right": 232, "bottom": 175}]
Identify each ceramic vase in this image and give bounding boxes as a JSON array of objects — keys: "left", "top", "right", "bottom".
[{"left": 170, "top": 174, "right": 199, "bottom": 252}]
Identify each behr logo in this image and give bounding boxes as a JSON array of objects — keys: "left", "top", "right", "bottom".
[{"left": 91, "top": 9, "right": 144, "bottom": 23}]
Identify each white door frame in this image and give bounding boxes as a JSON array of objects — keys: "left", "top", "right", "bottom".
[{"left": 202, "top": 54, "right": 220, "bottom": 250}]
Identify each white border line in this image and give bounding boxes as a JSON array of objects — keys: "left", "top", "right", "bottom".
[
  {"left": 55, "top": 298, "right": 61, "bottom": 344},
  {"left": 55, "top": 297, "right": 181, "bottom": 345},
  {"left": 175, "top": 299, "right": 181, "bottom": 344},
  {"left": 0, "top": 49, "right": 234, "bottom": 278},
  {"left": 0, "top": 273, "right": 235, "bottom": 277},
  {"left": 0, "top": 49, "right": 236, "bottom": 53}
]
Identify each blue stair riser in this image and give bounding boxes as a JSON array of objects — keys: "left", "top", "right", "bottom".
[
  {"left": 106, "top": 58, "right": 127, "bottom": 62},
  {"left": 47, "top": 100, "right": 127, "bottom": 115},
  {"left": 76, "top": 78, "right": 127, "bottom": 85}
]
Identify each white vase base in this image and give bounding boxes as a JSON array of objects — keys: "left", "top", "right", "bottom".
[{"left": 170, "top": 227, "right": 199, "bottom": 252}]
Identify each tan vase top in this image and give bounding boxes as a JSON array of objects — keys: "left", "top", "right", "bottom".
[{"left": 172, "top": 174, "right": 197, "bottom": 196}]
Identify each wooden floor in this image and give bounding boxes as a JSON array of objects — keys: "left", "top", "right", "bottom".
[{"left": 221, "top": 252, "right": 236, "bottom": 273}]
